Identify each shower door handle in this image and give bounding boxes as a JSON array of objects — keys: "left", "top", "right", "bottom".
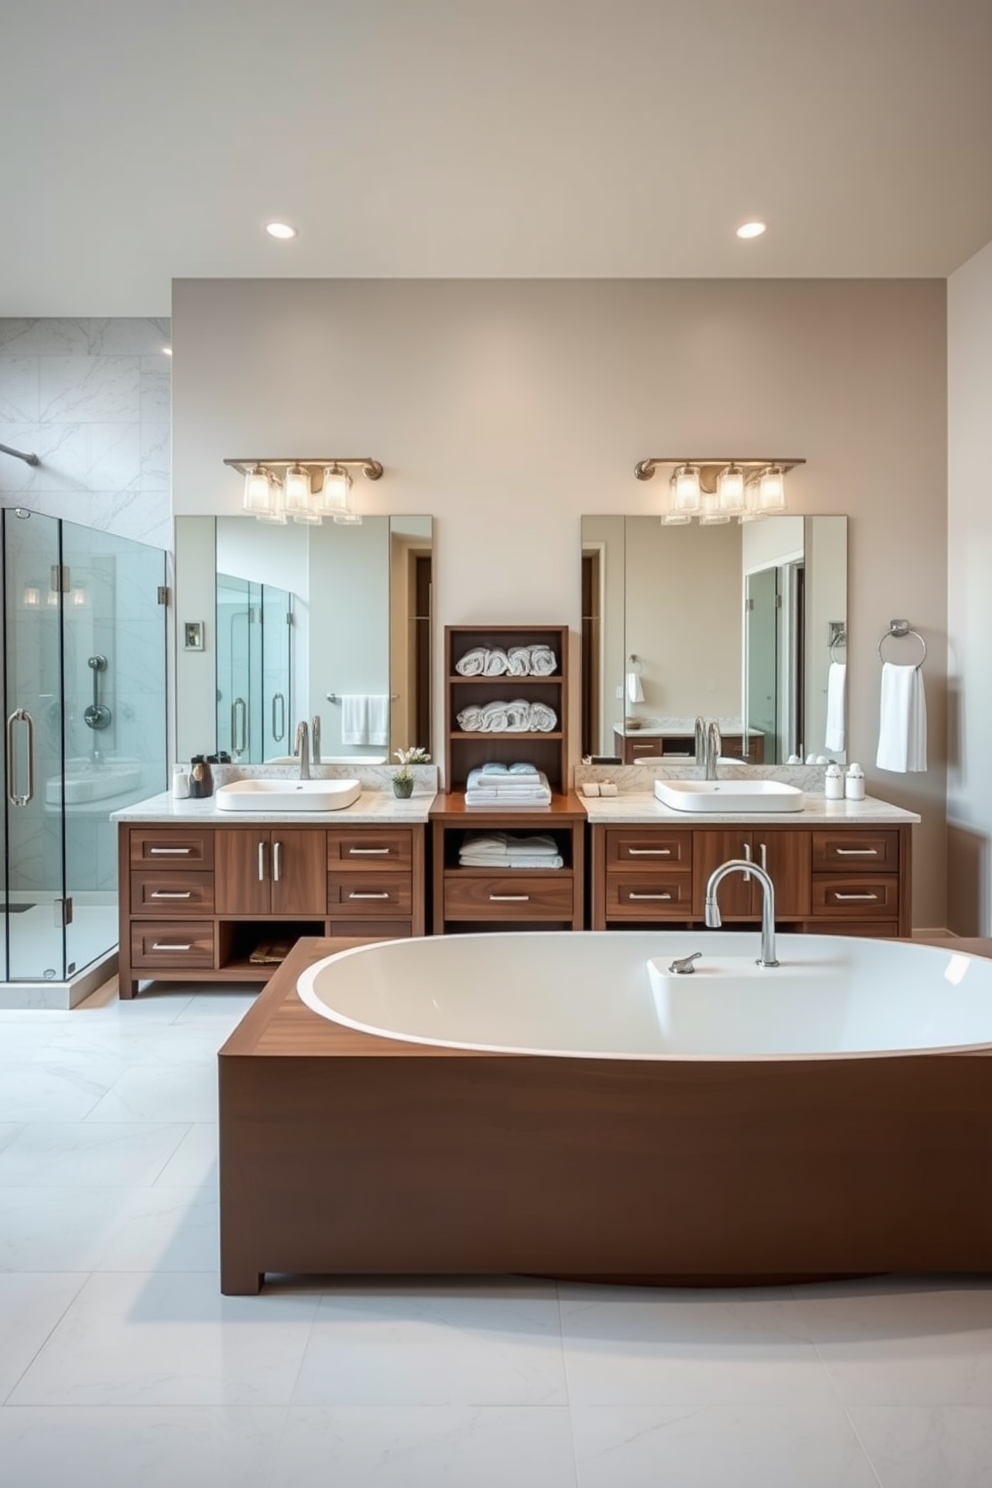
[
  {"left": 231, "top": 698, "right": 248, "bottom": 758},
  {"left": 271, "top": 692, "right": 286, "bottom": 743},
  {"left": 6, "top": 708, "right": 35, "bottom": 806}
]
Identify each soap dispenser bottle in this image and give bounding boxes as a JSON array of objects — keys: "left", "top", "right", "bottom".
[
  {"left": 845, "top": 762, "right": 866, "bottom": 801},
  {"left": 824, "top": 763, "right": 844, "bottom": 800}
]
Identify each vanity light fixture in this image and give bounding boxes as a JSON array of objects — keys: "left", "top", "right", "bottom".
[
  {"left": 635, "top": 457, "right": 805, "bottom": 524},
  {"left": 225, "top": 457, "right": 383, "bottom": 526}
]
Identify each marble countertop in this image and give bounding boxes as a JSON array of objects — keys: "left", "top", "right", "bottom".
[
  {"left": 612, "top": 717, "right": 756, "bottom": 739},
  {"left": 111, "top": 790, "right": 437, "bottom": 825},
  {"left": 580, "top": 791, "right": 920, "bottom": 826}
]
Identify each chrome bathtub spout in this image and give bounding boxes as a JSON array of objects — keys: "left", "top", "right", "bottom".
[
  {"left": 294, "top": 719, "right": 310, "bottom": 780},
  {"left": 705, "top": 858, "right": 779, "bottom": 968}
]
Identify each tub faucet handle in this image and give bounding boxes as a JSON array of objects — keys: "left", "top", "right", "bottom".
[{"left": 668, "top": 951, "right": 702, "bottom": 975}]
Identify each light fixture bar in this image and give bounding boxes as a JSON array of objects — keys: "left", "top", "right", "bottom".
[
  {"left": 635, "top": 457, "right": 804, "bottom": 482},
  {"left": 224, "top": 458, "right": 383, "bottom": 480}
]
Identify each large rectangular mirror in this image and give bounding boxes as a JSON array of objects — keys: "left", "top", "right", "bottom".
[
  {"left": 581, "top": 515, "right": 847, "bottom": 766},
  {"left": 175, "top": 515, "right": 432, "bottom": 765}
]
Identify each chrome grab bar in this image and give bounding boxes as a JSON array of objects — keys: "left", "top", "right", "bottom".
[
  {"left": 271, "top": 692, "right": 286, "bottom": 743},
  {"left": 231, "top": 697, "right": 248, "bottom": 758},
  {"left": 6, "top": 708, "right": 35, "bottom": 806}
]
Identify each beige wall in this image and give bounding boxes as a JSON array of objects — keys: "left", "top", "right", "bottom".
[
  {"left": 172, "top": 278, "right": 947, "bottom": 927},
  {"left": 948, "top": 238, "right": 992, "bottom": 933}
]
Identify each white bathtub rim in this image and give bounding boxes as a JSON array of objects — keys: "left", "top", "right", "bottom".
[{"left": 295, "top": 932, "right": 992, "bottom": 1063}]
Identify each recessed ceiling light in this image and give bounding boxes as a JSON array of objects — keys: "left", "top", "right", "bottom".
[
  {"left": 265, "top": 222, "right": 298, "bottom": 240},
  {"left": 736, "top": 221, "right": 767, "bottom": 240}
]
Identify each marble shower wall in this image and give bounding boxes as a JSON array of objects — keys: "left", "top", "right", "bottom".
[{"left": 0, "top": 318, "right": 171, "bottom": 546}]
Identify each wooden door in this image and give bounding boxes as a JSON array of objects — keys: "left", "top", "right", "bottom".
[
  {"left": 751, "top": 830, "right": 811, "bottom": 918},
  {"left": 271, "top": 830, "right": 327, "bottom": 915},
  {"left": 215, "top": 829, "right": 271, "bottom": 915},
  {"left": 692, "top": 830, "right": 754, "bottom": 919}
]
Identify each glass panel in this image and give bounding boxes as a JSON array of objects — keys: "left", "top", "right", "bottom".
[
  {"left": 746, "top": 567, "right": 780, "bottom": 763},
  {"left": 59, "top": 521, "right": 167, "bottom": 977},
  {"left": 260, "top": 583, "right": 292, "bottom": 761},
  {"left": 3, "top": 509, "right": 66, "bottom": 980}
]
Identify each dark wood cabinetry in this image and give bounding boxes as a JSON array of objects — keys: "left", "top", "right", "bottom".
[
  {"left": 614, "top": 731, "right": 764, "bottom": 765},
  {"left": 215, "top": 828, "right": 327, "bottom": 917}
]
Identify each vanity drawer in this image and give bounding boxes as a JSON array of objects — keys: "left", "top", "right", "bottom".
[
  {"left": 130, "top": 920, "right": 216, "bottom": 968},
  {"left": 810, "top": 876, "right": 900, "bottom": 918},
  {"left": 128, "top": 829, "right": 214, "bottom": 870},
  {"left": 327, "top": 872, "right": 412, "bottom": 916},
  {"left": 604, "top": 873, "right": 694, "bottom": 918},
  {"left": 130, "top": 871, "right": 214, "bottom": 916},
  {"left": 605, "top": 829, "right": 692, "bottom": 870},
  {"left": 811, "top": 830, "right": 899, "bottom": 872},
  {"left": 327, "top": 829, "right": 413, "bottom": 871},
  {"left": 443, "top": 872, "right": 575, "bottom": 920}
]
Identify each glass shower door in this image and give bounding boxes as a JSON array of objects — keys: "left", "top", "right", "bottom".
[{"left": 2, "top": 509, "right": 67, "bottom": 981}]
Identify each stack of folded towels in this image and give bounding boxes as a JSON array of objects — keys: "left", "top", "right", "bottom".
[
  {"left": 456, "top": 700, "right": 558, "bottom": 733},
  {"left": 455, "top": 645, "right": 557, "bottom": 677},
  {"left": 464, "top": 763, "right": 552, "bottom": 806},
  {"left": 459, "top": 831, "right": 563, "bottom": 869}
]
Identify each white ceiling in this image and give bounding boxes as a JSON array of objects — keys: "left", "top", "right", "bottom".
[{"left": 4, "top": 0, "right": 992, "bottom": 315}]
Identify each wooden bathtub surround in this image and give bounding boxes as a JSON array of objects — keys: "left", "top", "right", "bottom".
[{"left": 218, "top": 934, "right": 992, "bottom": 1295}]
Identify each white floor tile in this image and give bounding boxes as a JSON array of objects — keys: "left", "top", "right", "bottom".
[
  {"left": 83, "top": 1062, "right": 219, "bottom": 1122},
  {"left": 152, "top": 1123, "right": 218, "bottom": 1187},
  {"left": 571, "top": 1405, "right": 879, "bottom": 1488},
  {"left": 0, "top": 1405, "right": 285, "bottom": 1488},
  {"left": 0, "top": 1186, "right": 134, "bottom": 1270},
  {"left": 559, "top": 1283, "right": 837, "bottom": 1406},
  {"left": 850, "top": 1405, "right": 992, "bottom": 1487},
  {"left": 0, "top": 1273, "right": 88, "bottom": 1402},
  {"left": 0, "top": 1123, "right": 23, "bottom": 1155},
  {"left": 268, "top": 1405, "right": 578, "bottom": 1488},
  {"left": 93, "top": 1186, "right": 219, "bottom": 1273},
  {"left": 292, "top": 1278, "right": 568, "bottom": 1406},
  {"left": 0, "top": 1120, "right": 189, "bottom": 1187},
  {"left": 0, "top": 1059, "right": 122, "bottom": 1121},
  {"left": 9, "top": 1270, "right": 320, "bottom": 1406}
]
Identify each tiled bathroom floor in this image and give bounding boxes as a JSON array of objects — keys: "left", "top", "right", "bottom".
[{"left": 1, "top": 981, "right": 991, "bottom": 1487}]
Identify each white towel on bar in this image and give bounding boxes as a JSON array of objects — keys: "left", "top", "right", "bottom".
[
  {"left": 824, "top": 661, "right": 846, "bottom": 752},
  {"left": 341, "top": 695, "right": 390, "bottom": 747},
  {"left": 367, "top": 695, "right": 389, "bottom": 747},
  {"left": 876, "top": 662, "right": 927, "bottom": 772},
  {"left": 626, "top": 671, "right": 645, "bottom": 704}
]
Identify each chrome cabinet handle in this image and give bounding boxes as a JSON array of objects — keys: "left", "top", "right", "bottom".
[
  {"left": 628, "top": 847, "right": 671, "bottom": 856},
  {"left": 490, "top": 894, "right": 530, "bottom": 902},
  {"left": 258, "top": 841, "right": 266, "bottom": 882},
  {"left": 349, "top": 891, "right": 390, "bottom": 900},
  {"left": 271, "top": 691, "right": 286, "bottom": 743},
  {"left": 743, "top": 841, "right": 752, "bottom": 882},
  {"left": 759, "top": 842, "right": 768, "bottom": 872},
  {"left": 150, "top": 846, "right": 191, "bottom": 855},
  {"left": 832, "top": 892, "right": 879, "bottom": 901},
  {"left": 151, "top": 942, "right": 193, "bottom": 951},
  {"left": 628, "top": 892, "right": 673, "bottom": 901},
  {"left": 6, "top": 708, "right": 35, "bottom": 806},
  {"left": 150, "top": 890, "right": 193, "bottom": 899},
  {"left": 273, "top": 841, "right": 281, "bottom": 882},
  {"left": 348, "top": 847, "right": 390, "bottom": 855},
  {"left": 835, "top": 847, "right": 879, "bottom": 856}
]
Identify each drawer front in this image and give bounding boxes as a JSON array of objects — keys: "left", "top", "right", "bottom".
[
  {"left": 130, "top": 871, "right": 214, "bottom": 916},
  {"left": 605, "top": 873, "right": 694, "bottom": 919},
  {"left": 605, "top": 829, "right": 692, "bottom": 870},
  {"left": 811, "top": 830, "right": 899, "bottom": 872},
  {"left": 327, "top": 872, "right": 412, "bottom": 916},
  {"left": 130, "top": 919, "right": 215, "bottom": 968},
  {"left": 805, "top": 919, "right": 900, "bottom": 939},
  {"left": 129, "top": 828, "right": 214, "bottom": 870},
  {"left": 626, "top": 737, "right": 663, "bottom": 761},
  {"left": 327, "top": 828, "right": 413, "bottom": 871},
  {"left": 810, "top": 875, "right": 900, "bottom": 918},
  {"left": 443, "top": 872, "right": 575, "bottom": 920}
]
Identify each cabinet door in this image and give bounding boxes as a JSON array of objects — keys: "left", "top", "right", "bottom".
[
  {"left": 215, "top": 830, "right": 271, "bottom": 915},
  {"left": 692, "top": 830, "right": 754, "bottom": 919},
  {"left": 752, "top": 830, "right": 811, "bottom": 918},
  {"left": 271, "top": 830, "right": 327, "bottom": 915}
]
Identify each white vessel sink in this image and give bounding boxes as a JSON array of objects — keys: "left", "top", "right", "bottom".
[
  {"left": 654, "top": 778, "right": 805, "bottom": 813},
  {"left": 215, "top": 778, "right": 361, "bottom": 813}
]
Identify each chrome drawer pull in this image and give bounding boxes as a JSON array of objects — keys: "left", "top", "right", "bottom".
[
  {"left": 258, "top": 841, "right": 266, "bottom": 882},
  {"left": 628, "top": 892, "right": 673, "bottom": 900},
  {"left": 348, "top": 847, "right": 391, "bottom": 855},
  {"left": 490, "top": 894, "right": 530, "bottom": 902},
  {"left": 628, "top": 848, "right": 671, "bottom": 856},
  {"left": 832, "top": 892, "right": 879, "bottom": 901},
  {"left": 349, "top": 891, "right": 391, "bottom": 900},
  {"left": 151, "top": 942, "right": 193, "bottom": 951},
  {"left": 150, "top": 890, "right": 192, "bottom": 899},
  {"left": 743, "top": 841, "right": 752, "bottom": 883},
  {"left": 150, "top": 847, "right": 192, "bottom": 855},
  {"left": 273, "top": 841, "right": 282, "bottom": 882},
  {"left": 835, "top": 847, "right": 879, "bottom": 856}
]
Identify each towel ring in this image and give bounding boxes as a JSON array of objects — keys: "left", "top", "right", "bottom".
[
  {"left": 877, "top": 620, "right": 926, "bottom": 670},
  {"left": 628, "top": 654, "right": 643, "bottom": 675},
  {"left": 828, "top": 622, "right": 847, "bottom": 665}
]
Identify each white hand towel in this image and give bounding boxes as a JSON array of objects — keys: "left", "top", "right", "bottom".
[
  {"left": 367, "top": 695, "right": 389, "bottom": 747},
  {"left": 626, "top": 672, "right": 645, "bottom": 704},
  {"left": 824, "top": 662, "right": 846, "bottom": 752},
  {"left": 876, "top": 662, "right": 927, "bottom": 772},
  {"left": 340, "top": 695, "right": 369, "bottom": 746}
]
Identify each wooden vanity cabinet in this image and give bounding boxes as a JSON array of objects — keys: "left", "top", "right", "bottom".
[
  {"left": 690, "top": 828, "right": 811, "bottom": 920},
  {"left": 215, "top": 828, "right": 327, "bottom": 917}
]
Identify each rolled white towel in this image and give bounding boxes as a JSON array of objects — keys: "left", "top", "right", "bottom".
[
  {"left": 480, "top": 701, "right": 511, "bottom": 732},
  {"left": 507, "top": 645, "right": 532, "bottom": 675},
  {"left": 483, "top": 648, "right": 510, "bottom": 675},
  {"left": 455, "top": 647, "right": 487, "bottom": 676},
  {"left": 529, "top": 646, "right": 557, "bottom": 675},
  {"left": 504, "top": 698, "right": 533, "bottom": 731},
  {"left": 456, "top": 705, "right": 484, "bottom": 732},
  {"left": 528, "top": 702, "right": 558, "bottom": 732},
  {"left": 460, "top": 831, "right": 512, "bottom": 856}
]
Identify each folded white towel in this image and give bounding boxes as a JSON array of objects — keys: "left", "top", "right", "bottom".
[
  {"left": 876, "top": 662, "right": 927, "bottom": 772},
  {"left": 479, "top": 762, "right": 539, "bottom": 778},
  {"left": 529, "top": 646, "right": 557, "bottom": 675},
  {"left": 507, "top": 646, "right": 532, "bottom": 675},
  {"left": 626, "top": 671, "right": 645, "bottom": 704},
  {"left": 459, "top": 854, "right": 564, "bottom": 869},
  {"left": 455, "top": 648, "right": 487, "bottom": 676},
  {"left": 483, "top": 648, "right": 509, "bottom": 676},
  {"left": 464, "top": 794, "right": 553, "bottom": 807},
  {"left": 528, "top": 702, "right": 558, "bottom": 732},
  {"left": 824, "top": 662, "right": 846, "bottom": 752},
  {"left": 456, "top": 705, "right": 484, "bottom": 732},
  {"left": 467, "top": 768, "right": 549, "bottom": 792},
  {"left": 460, "top": 831, "right": 557, "bottom": 856}
]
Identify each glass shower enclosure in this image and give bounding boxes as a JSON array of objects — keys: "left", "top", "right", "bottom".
[{"left": 2, "top": 509, "right": 167, "bottom": 985}]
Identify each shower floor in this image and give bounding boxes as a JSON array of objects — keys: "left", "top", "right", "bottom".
[{"left": 2, "top": 901, "right": 119, "bottom": 1005}]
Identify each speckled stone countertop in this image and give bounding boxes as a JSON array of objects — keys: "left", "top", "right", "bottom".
[
  {"left": 580, "top": 791, "right": 920, "bottom": 826},
  {"left": 111, "top": 764, "right": 438, "bottom": 825}
]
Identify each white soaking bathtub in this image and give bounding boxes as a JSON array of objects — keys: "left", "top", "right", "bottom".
[{"left": 296, "top": 931, "right": 992, "bottom": 1059}]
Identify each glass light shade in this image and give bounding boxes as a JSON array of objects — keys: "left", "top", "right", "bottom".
[
  {"left": 255, "top": 477, "right": 287, "bottom": 525},
  {"left": 661, "top": 512, "right": 692, "bottom": 526},
  {"left": 758, "top": 465, "right": 787, "bottom": 512},
  {"left": 319, "top": 464, "right": 353, "bottom": 515},
  {"left": 717, "top": 463, "right": 745, "bottom": 512},
  {"left": 699, "top": 513, "right": 731, "bottom": 525},
  {"left": 332, "top": 511, "right": 363, "bottom": 526},
  {"left": 672, "top": 465, "right": 701, "bottom": 513},
  {"left": 283, "top": 463, "right": 314, "bottom": 517},
  {"left": 243, "top": 464, "right": 274, "bottom": 514}
]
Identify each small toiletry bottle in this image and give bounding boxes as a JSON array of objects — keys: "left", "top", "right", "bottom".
[
  {"left": 845, "top": 763, "right": 866, "bottom": 801},
  {"left": 188, "top": 755, "right": 212, "bottom": 799},
  {"left": 824, "top": 763, "right": 844, "bottom": 800},
  {"left": 171, "top": 763, "right": 189, "bottom": 799}
]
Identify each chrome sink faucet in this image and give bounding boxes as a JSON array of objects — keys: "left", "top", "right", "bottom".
[
  {"left": 704, "top": 859, "right": 779, "bottom": 967},
  {"left": 311, "top": 713, "right": 321, "bottom": 766},
  {"left": 294, "top": 720, "right": 310, "bottom": 780},
  {"left": 704, "top": 719, "right": 722, "bottom": 780}
]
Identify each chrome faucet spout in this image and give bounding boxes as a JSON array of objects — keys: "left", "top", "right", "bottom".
[
  {"left": 704, "top": 857, "right": 779, "bottom": 967},
  {"left": 704, "top": 719, "right": 722, "bottom": 780},
  {"left": 294, "top": 720, "right": 310, "bottom": 780},
  {"left": 311, "top": 714, "right": 321, "bottom": 767}
]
